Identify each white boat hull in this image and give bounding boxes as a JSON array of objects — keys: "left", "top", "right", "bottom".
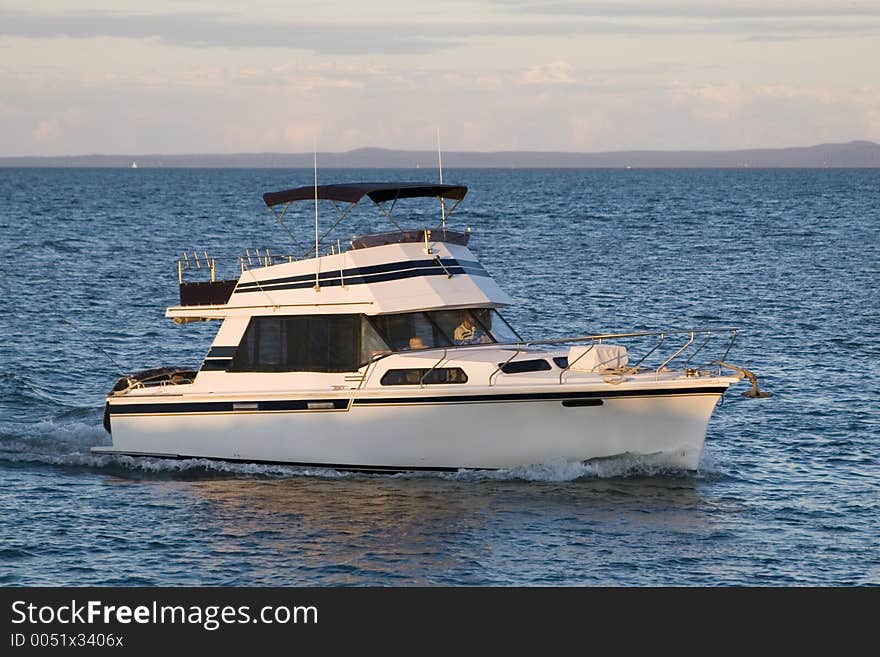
[{"left": 96, "top": 386, "right": 726, "bottom": 471}]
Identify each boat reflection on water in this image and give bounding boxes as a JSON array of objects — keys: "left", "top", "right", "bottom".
[{"left": 136, "top": 467, "right": 718, "bottom": 585}]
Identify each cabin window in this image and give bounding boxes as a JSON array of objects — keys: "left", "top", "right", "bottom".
[
  {"left": 480, "top": 310, "right": 520, "bottom": 344},
  {"left": 370, "top": 313, "right": 452, "bottom": 351},
  {"left": 361, "top": 317, "right": 389, "bottom": 362},
  {"left": 368, "top": 309, "right": 521, "bottom": 350},
  {"left": 498, "top": 359, "right": 552, "bottom": 374},
  {"left": 553, "top": 356, "right": 569, "bottom": 369},
  {"left": 380, "top": 368, "right": 469, "bottom": 386},
  {"left": 231, "top": 315, "right": 378, "bottom": 372},
  {"left": 430, "top": 309, "right": 493, "bottom": 346}
]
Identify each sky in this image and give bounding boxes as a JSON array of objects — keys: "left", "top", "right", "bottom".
[{"left": 2, "top": 0, "right": 879, "bottom": 155}]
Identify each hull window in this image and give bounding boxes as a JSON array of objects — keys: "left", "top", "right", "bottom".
[
  {"left": 380, "top": 368, "right": 469, "bottom": 386},
  {"left": 498, "top": 359, "right": 552, "bottom": 374}
]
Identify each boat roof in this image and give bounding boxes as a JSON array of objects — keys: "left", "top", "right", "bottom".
[{"left": 262, "top": 182, "right": 468, "bottom": 208}]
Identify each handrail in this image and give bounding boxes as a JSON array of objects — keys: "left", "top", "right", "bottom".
[
  {"left": 176, "top": 250, "right": 301, "bottom": 286},
  {"left": 559, "top": 342, "right": 596, "bottom": 385},
  {"left": 360, "top": 327, "right": 740, "bottom": 386},
  {"left": 630, "top": 332, "right": 665, "bottom": 370},
  {"left": 682, "top": 331, "right": 713, "bottom": 369},
  {"left": 655, "top": 331, "right": 695, "bottom": 380},
  {"left": 420, "top": 348, "right": 449, "bottom": 388},
  {"left": 369, "top": 327, "right": 737, "bottom": 356},
  {"left": 718, "top": 329, "right": 738, "bottom": 373},
  {"left": 489, "top": 346, "right": 523, "bottom": 386}
]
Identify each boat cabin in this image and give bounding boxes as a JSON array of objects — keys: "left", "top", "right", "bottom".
[{"left": 165, "top": 182, "right": 522, "bottom": 382}]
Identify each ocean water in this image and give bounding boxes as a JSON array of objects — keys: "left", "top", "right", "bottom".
[{"left": 0, "top": 167, "right": 877, "bottom": 586}]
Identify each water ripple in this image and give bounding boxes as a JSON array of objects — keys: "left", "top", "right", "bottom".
[{"left": 0, "top": 168, "right": 877, "bottom": 586}]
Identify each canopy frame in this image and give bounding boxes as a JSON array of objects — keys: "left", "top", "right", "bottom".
[{"left": 262, "top": 183, "right": 469, "bottom": 258}]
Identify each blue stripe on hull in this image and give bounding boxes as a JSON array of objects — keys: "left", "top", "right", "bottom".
[{"left": 108, "top": 387, "right": 727, "bottom": 416}]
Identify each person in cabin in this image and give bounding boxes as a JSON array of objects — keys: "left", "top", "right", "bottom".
[
  {"left": 408, "top": 336, "right": 427, "bottom": 350},
  {"left": 453, "top": 313, "right": 490, "bottom": 345}
]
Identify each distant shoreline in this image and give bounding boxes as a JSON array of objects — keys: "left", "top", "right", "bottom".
[{"left": 2, "top": 140, "right": 878, "bottom": 168}]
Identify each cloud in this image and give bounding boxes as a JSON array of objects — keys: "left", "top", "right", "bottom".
[
  {"left": 33, "top": 118, "right": 62, "bottom": 141},
  {"left": 671, "top": 80, "right": 749, "bottom": 121},
  {"left": 666, "top": 81, "right": 880, "bottom": 142},
  {"left": 519, "top": 61, "right": 575, "bottom": 85},
  {"left": 0, "top": 8, "right": 462, "bottom": 55},
  {"left": 2, "top": 5, "right": 878, "bottom": 57},
  {"left": 498, "top": 1, "right": 880, "bottom": 19}
]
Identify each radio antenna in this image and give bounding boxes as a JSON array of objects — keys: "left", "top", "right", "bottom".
[
  {"left": 437, "top": 128, "right": 446, "bottom": 228},
  {"left": 313, "top": 140, "right": 320, "bottom": 290}
]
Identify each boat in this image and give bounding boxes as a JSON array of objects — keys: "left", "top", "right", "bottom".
[{"left": 93, "top": 181, "right": 766, "bottom": 473}]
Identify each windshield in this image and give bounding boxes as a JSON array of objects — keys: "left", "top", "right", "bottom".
[{"left": 368, "top": 309, "right": 521, "bottom": 351}]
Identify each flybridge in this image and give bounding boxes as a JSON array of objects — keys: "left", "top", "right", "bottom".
[{"left": 170, "top": 181, "right": 508, "bottom": 315}]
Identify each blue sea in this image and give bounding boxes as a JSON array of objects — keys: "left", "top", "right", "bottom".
[{"left": 0, "top": 167, "right": 877, "bottom": 586}]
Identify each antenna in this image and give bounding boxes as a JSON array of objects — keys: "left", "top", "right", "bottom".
[
  {"left": 437, "top": 128, "right": 446, "bottom": 228},
  {"left": 313, "top": 141, "right": 320, "bottom": 290}
]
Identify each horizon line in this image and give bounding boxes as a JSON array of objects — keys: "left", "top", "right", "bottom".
[{"left": 2, "top": 139, "right": 878, "bottom": 160}]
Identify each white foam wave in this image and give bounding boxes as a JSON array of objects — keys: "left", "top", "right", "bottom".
[
  {"left": 441, "top": 454, "right": 696, "bottom": 482},
  {"left": 0, "top": 417, "right": 354, "bottom": 478},
  {"left": 0, "top": 417, "right": 107, "bottom": 450},
  {"left": 101, "top": 456, "right": 353, "bottom": 479},
  {"left": 1, "top": 416, "right": 702, "bottom": 482}
]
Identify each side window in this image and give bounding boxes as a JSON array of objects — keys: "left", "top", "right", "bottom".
[
  {"left": 231, "top": 315, "right": 366, "bottom": 372},
  {"left": 257, "top": 318, "right": 286, "bottom": 366},
  {"left": 380, "top": 368, "right": 469, "bottom": 385},
  {"left": 498, "top": 359, "right": 551, "bottom": 374},
  {"left": 370, "top": 314, "right": 412, "bottom": 351},
  {"left": 306, "top": 315, "right": 360, "bottom": 372},
  {"left": 361, "top": 318, "right": 390, "bottom": 362}
]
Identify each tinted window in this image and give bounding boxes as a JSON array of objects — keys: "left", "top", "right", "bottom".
[
  {"left": 380, "top": 368, "right": 469, "bottom": 385},
  {"left": 370, "top": 313, "right": 451, "bottom": 351},
  {"left": 480, "top": 310, "right": 521, "bottom": 344},
  {"left": 499, "top": 359, "right": 552, "bottom": 374},
  {"left": 430, "top": 310, "right": 493, "bottom": 346},
  {"left": 368, "top": 309, "right": 521, "bottom": 351},
  {"left": 231, "top": 315, "right": 363, "bottom": 372}
]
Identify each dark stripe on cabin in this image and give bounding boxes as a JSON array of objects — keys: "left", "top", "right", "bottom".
[
  {"left": 206, "top": 346, "right": 238, "bottom": 358},
  {"left": 236, "top": 258, "right": 485, "bottom": 289},
  {"left": 234, "top": 258, "right": 488, "bottom": 294},
  {"left": 200, "top": 359, "right": 233, "bottom": 371}
]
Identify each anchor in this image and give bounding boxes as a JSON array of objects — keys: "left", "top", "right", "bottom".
[{"left": 714, "top": 361, "right": 773, "bottom": 398}]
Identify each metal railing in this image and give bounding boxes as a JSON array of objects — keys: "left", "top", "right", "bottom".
[
  {"left": 357, "top": 327, "right": 739, "bottom": 388},
  {"left": 175, "top": 248, "right": 306, "bottom": 284}
]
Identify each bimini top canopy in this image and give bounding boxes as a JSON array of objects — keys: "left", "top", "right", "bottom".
[{"left": 263, "top": 182, "right": 468, "bottom": 208}]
